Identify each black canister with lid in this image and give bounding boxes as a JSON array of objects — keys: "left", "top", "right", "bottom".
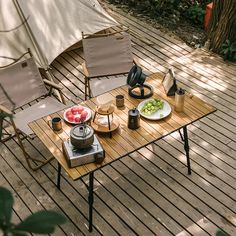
[{"left": 128, "top": 108, "right": 140, "bottom": 130}]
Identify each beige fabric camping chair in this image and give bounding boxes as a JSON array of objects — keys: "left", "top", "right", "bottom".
[
  {"left": 82, "top": 29, "right": 135, "bottom": 99},
  {"left": 0, "top": 52, "right": 67, "bottom": 170}
]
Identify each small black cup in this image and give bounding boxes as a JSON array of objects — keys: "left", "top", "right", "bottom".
[
  {"left": 116, "top": 95, "right": 124, "bottom": 107},
  {"left": 51, "top": 117, "right": 62, "bottom": 131}
]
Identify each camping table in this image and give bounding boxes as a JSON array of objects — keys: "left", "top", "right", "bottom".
[{"left": 29, "top": 73, "right": 216, "bottom": 232}]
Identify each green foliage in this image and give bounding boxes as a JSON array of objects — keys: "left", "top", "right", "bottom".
[
  {"left": 186, "top": 4, "right": 205, "bottom": 25},
  {"left": 0, "top": 186, "right": 13, "bottom": 232},
  {"left": 216, "top": 230, "right": 229, "bottom": 236},
  {"left": 109, "top": 0, "right": 182, "bottom": 17},
  {"left": 108, "top": 0, "right": 210, "bottom": 26},
  {"left": 220, "top": 40, "right": 236, "bottom": 61},
  {"left": 0, "top": 187, "right": 66, "bottom": 235},
  {"left": 14, "top": 211, "right": 66, "bottom": 234}
]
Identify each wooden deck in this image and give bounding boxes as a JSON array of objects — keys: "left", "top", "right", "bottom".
[{"left": 1, "top": 1, "right": 236, "bottom": 235}]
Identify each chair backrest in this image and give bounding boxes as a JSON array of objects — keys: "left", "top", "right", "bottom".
[
  {"left": 82, "top": 31, "right": 133, "bottom": 77},
  {"left": 0, "top": 58, "right": 47, "bottom": 110}
]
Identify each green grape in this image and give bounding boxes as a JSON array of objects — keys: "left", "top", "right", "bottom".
[{"left": 141, "top": 99, "right": 164, "bottom": 116}]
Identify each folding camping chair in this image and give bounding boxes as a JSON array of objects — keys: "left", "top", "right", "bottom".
[
  {"left": 0, "top": 50, "right": 67, "bottom": 170},
  {"left": 82, "top": 28, "right": 136, "bottom": 99}
]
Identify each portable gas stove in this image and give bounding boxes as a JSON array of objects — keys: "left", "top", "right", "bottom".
[{"left": 62, "top": 135, "right": 105, "bottom": 168}]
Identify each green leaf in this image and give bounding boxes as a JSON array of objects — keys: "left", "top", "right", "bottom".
[
  {"left": 230, "top": 45, "right": 236, "bottom": 52},
  {"left": 225, "top": 39, "right": 230, "bottom": 45},
  {"left": 11, "top": 231, "right": 28, "bottom": 236},
  {"left": 216, "top": 230, "right": 229, "bottom": 236},
  {"left": 231, "top": 42, "right": 236, "bottom": 50},
  {"left": 233, "top": 53, "right": 236, "bottom": 60},
  {"left": 222, "top": 48, "right": 229, "bottom": 54},
  {"left": 14, "top": 210, "right": 66, "bottom": 234},
  {"left": 0, "top": 187, "right": 13, "bottom": 227},
  {"left": 222, "top": 43, "right": 228, "bottom": 49}
]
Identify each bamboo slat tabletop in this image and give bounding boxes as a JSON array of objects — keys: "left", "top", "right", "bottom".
[{"left": 29, "top": 73, "right": 216, "bottom": 181}]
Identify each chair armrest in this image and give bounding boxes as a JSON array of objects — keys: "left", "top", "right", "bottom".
[
  {"left": 0, "top": 105, "right": 12, "bottom": 115},
  {"left": 43, "top": 79, "right": 66, "bottom": 105},
  {"left": 43, "top": 79, "right": 63, "bottom": 90},
  {"left": 82, "top": 63, "right": 89, "bottom": 77}
]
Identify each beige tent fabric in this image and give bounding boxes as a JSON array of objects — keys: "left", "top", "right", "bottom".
[
  {"left": 14, "top": 96, "right": 67, "bottom": 135},
  {"left": 0, "top": 0, "right": 118, "bottom": 68}
]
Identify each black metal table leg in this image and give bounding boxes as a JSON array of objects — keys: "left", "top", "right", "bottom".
[
  {"left": 183, "top": 126, "right": 191, "bottom": 175},
  {"left": 178, "top": 129, "right": 184, "bottom": 141},
  {"left": 88, "top": 172, "right": 94, "bottom": 232},
  {"left": 57, "top": 162, "right": 62, "bottom": 189},
  {"left": 107, "top": 114, "right": 112, "bottom": 138}
]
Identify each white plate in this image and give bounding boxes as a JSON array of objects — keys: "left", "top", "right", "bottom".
[
  {"left": 137, "top": 98, "right": 172, "bottom": 120},
  {"left": 63, "top": 106, "right": 92, "bottom": 124}
]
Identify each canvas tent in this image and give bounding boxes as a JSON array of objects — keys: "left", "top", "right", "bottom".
[{"left": 0, "top": 0, "right": 118, "bottom": 69}]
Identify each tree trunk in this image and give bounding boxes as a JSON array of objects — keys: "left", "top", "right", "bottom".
[{"left": 207, "top": 0, "right": 236, "bottom": 52}]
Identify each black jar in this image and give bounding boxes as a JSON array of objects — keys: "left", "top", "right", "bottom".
[{"left": 128, "top": 108, "right": 140, "bottom": 130}]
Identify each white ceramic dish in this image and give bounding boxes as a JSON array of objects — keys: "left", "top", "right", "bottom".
[
  {"left": 63, "top": 106, "right": 92, "bottom": 124},
  {"left": 137, "top": 98, "right": 171, "bottom": 120}
]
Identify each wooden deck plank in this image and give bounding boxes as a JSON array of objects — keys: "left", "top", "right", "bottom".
[
  {"left": 119, "top": 156, "right": 212, "bottom": 236},
  {"left": 137, "top": 145, "right": 236, "bottom": 235},
  {"left": 101, "top": 17, "right": 236, "bottom": 115},
  {"left": 26, "top": 139, "right": 121, "bottom": 235},
  {"left": 1, "top": 1, "right": 236, "bottom": 235},
  {"left": 129, "top": 152, "right": 221, "bottom": 235},
  {"left": 0, "top": 170, "right": 31, "bottom": 223},
  {"left": 104, "top": 2, "right": 193, "bottom": 54},
  {"left": 165, "top": 133, "right": 236, "bottom": 202},
  {"left": 0, "top": 141, "right": 83, "bottom": 236}
]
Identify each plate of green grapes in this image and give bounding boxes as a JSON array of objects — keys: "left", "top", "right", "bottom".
[{"left": 137, "top": 98, "right": 171, "bottom": 120}]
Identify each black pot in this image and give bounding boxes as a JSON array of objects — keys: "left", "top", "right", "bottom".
[{"left": 70, "top": 124, "right": 94, "bottom": 149}]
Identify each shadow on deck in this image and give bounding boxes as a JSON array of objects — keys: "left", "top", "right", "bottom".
[{"left": 1, "top": 2, "right": 236, "bottom": 236}]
